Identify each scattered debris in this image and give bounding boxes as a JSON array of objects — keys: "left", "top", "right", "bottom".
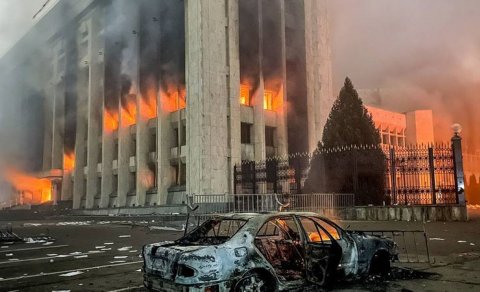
[
  {"left": 23, "top": 223, "right": 42, "bottom": 227},
  {"left": 25, "top": 235, "right": 56, "bottom": 244},
  {"left": 56, "top": 221, "right": 92, "bottom": 226},
  {"left": 0, "top": 226, "right": 22, "bottom": 243},
  {"left": 59, "top": 271, "right": 84, "bottom": 277},
  {"left": 117, "top": 246, "right": 132, "bottom": 251},
  {"left": 149, "top": 226, "right": 183, "bottom": 232}
]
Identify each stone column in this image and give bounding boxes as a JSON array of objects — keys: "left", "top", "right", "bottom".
[
  {"left": 227, "top": 0, "right": 241, "bottom": 195},
  {"left": 85, "top": 12, "right": 104, "bottom": 209},
  {"left": 157, "top": 95, "right": 171, "bottom": 205},
  {"left": 304, "top": 0, "right": 333, "bottom": 153},
  {"left": 136, "top": 95, "right": 150, "bottom": 207},
  {"left": 185, "top": 0, "right": 230, "bottom": 196},
  {"left": 117, "top": 3, "right": 139, "bottom": 208},
  {"left": 73, "top": 71, "right": 88, "bottom": 209},
  {"left": 277, "top": 0, "right": 288, "bottom": 157}
]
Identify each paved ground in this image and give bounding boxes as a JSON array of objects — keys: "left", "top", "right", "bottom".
[{"left": 0, "top": 209, "right": 479, "bottom": 292}]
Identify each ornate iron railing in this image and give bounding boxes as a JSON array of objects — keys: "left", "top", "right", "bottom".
[{"left": 234, "top": 143, "right": 460, "bottom": 206}]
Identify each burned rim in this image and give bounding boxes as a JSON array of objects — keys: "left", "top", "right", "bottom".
[{"left": 234, "top": 272, "right": 271, "bottom": 292}]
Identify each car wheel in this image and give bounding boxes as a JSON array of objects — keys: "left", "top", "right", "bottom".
[
  {"left": 369, "top": 251, "right": 391, "bottom": 277},
  {"left": 234, "top": 272, "right": 270, "bottom": 292}
]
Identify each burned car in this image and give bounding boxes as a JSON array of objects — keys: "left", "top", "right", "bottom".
[{"left": 142, "top": 212, "right": 398, "bottom": 291}]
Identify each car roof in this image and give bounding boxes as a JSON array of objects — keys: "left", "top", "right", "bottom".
[{"left": 210, "top": 211, "right": 323, "bottom": 220}]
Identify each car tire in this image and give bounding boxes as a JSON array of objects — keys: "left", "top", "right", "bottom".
[
  {"left": 234, "top": 271, "right": 272, "bottom": 292},
  {"left": 369, "top": 251, "right": 391, "bottom": 277}
]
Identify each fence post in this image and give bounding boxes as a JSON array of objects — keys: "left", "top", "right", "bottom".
[
  {"left": 390, "top": 147, "right": 397, "bottom": 204},
  {"left": 273, "top": 159, "right": 278, "bottom": 194},
  {"left": 451, "top": 133, "right": 466, "bottom": 205},
  {"left": 352, "top": 149, "right": 359, "bottom": 197},
  {"left": 233, "top": 165, "right": 237, "bottom": 195},
  {"left": 252, "top": 162, "right": 257, "bottom": 194},
  {"left": 428, "top": 147, "right": 436, "bottom": 205},
  {"left": 295, "top": 158, "right": 302, "bottom": 194}
]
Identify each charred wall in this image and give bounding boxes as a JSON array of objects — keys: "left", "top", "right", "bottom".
[{"left": 285, "top": 0, "right": 308, "bottom": 154}]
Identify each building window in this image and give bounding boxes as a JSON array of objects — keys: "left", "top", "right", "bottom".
[
  {"left": 112, "top": 175, "right": 118, "bottom": 194},
  {"left": 240, "top": 84, "right": 251, "bottom": 106},
  {"left": 114, "top": 139, "right": 119, "bottom": 160},
  {"left": 150, "top": 130, "right": 156, "bottom": 153},
  {"left": 265, "top": 126, "right": 275, "bottom": 147},
  {"left": 181, "top": 125, "right": 186, "bottom": 146},
  {"left": 131, "top": 136, "right": 136, "bottom": 156},
  {"left": 264, "top": 90, "right": 274, "bottom": 110},
  {"left": 241, "top": 123, "right": 252, "bottom": 144},
  {"left": 173, "top": 128, "right": 179, "bottom": 147}
]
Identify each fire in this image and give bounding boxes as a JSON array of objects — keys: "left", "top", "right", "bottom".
[
  {"left": 104, "top": 110, "right": 119, "bottom": 132},
  {"left": 121, "top": 94, "right": 137, "bottom": 127},
  {"left": 161, "top": 85, "right": 186, "bottom": 113},
  {"left": 240, "top": 84, "right": 251, "bottom": 106},
  {"left": 239, "top": 83, "right": 284, "bottom": 112},
  {"left": 264, "top": 90, "right": 274, "bottom": 110},
  {"left": 63, "top": 152, "right": 75, "bottom": 172},
  {"left": 140, "top": 95, "right": 157, "bottom": 119},
  {"left": 4, "top": 169, "right": 52, "bottom": 204}
]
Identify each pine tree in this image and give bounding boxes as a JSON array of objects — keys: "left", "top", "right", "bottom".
[{"left": 304, "top": 77, "right": 385, "bottom": 205}]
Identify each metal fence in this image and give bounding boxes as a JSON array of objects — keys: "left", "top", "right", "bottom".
[
  {"left": 385, "top": 145, "right": 457, "bottom": 205},
  {"left": 234, "top": 142, "right": 462, "bottom": 206},
  {"left": 190, "top": 193, "right": 355, "bottom": 215},
  {"left": 356, "top": 229, "right": 430, "bottom": 263}
]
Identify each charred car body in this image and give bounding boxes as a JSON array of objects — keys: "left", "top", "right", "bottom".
[{"left": 142, "top": 212, "right": 398, "bottom": 291}]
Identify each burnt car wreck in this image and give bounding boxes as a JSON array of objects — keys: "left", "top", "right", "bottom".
[{"left": 142, "top": 212, "right": 399, "bottom": 291}]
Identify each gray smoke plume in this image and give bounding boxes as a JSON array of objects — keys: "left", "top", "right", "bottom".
[{"left": 330, "top": 0, "right": 480, "bottom": 151}]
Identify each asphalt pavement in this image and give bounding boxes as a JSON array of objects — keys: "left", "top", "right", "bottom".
[{"left": 0, "top": 209, "right": 479, "bottom": 291}]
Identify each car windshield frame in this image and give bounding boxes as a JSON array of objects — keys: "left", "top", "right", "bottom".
[{"left": 176, "top": 218, "right": 248, "bottom": 246}]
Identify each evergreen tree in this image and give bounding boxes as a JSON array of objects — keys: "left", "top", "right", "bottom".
[{"left": 304, "top": 77, "right": 385, "bottom": 205}]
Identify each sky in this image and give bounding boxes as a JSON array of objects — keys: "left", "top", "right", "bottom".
[{"left": 0, "top": 0, "right": 479, "bottom": 147}]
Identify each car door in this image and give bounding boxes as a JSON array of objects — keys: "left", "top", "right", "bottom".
[{"left": 297, "top": 216, "right": 342, "bottom": 286}]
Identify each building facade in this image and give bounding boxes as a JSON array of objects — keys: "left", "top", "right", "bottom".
[
  {"left": 0, "top": 0, "right": 334, "bottom": 209},
  {"left": 366, "top": 106, "right": 435, "bottom": 147}
]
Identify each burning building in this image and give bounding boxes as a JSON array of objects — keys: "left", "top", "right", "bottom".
[{"left": 0, "top": 0, "right": 333, "bottom": 210}]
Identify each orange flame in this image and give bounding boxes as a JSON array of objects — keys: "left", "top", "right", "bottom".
[
  {"left": 5, "top": 169, "right": 52, "bottom": 204},
  {"left": 240, "top": 84, "right": 251, "bottom": 106},
  {"left": 104, "top": 110, "right": 119, "bottom": 132},
  {"left": 161, "top": 85, "right": 186, "bottom": 113},
  {"left": 140, "top": 97, "right": 157, "bottom": 119},
  {"left": 63, "top": 152, "right": 75, "bottom": 172},
  {"left": 121, "top": 95, "right": 137, "bottom": 127},
  {"left": 239, "top": 83, "right": 284, "bottom": 112}
]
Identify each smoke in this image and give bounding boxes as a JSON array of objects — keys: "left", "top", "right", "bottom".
[{"left": 330, "top": 0, "right": 480, "bottom": 150}]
